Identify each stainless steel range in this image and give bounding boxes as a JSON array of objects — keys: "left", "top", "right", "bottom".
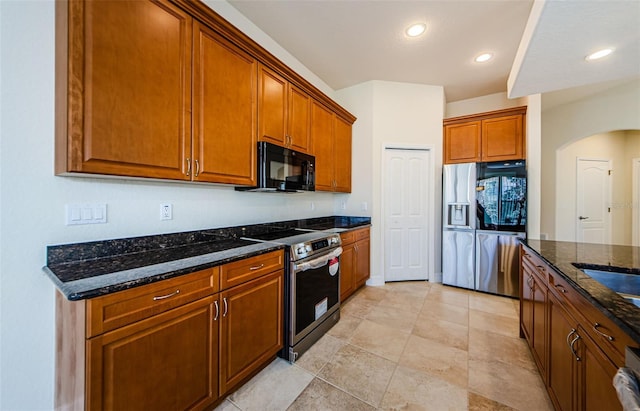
[{"left": 243, "top": 229, "right": 342, "bottom": 362}]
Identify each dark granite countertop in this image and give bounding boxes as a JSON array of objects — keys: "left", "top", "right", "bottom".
[
  {"left": 522, "top": 239, "right": 640, "bottom": 344},
  {"left": 45, "top": 215, "right": 371, "bottom": 301}
]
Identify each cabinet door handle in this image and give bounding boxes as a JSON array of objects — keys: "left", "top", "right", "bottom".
[
  {"left": 223, "top": 297, "right": 228, "bottom": 317},
  {"left": 186, "top": 158, "right": 191, "bottom": 176},
  {"left": 566, "top": 328, "right": 576, "bottom": 348},
  {"left": 194, "top": 159, "right": 200, "bottom": 177},
  {"left": 214, "top": 300, "right": 219, "bottom": 321},
  {"left": 569, "top": 333, "right": 581, "bottom": 361},
  {"left": 249, "top": 264, "right": 264, "bottom": 271},
  {"left": 555, "top": 284, "right": 567, "bottom": 294},
  {"left": 592, "top": 323, "right": 615, "bottom": 341},
  {"left": 578, "top": 216, "right": 589, "bottom": 220},
  {"left": 153, "top": 289, "right": 180, "bottom": 301}
]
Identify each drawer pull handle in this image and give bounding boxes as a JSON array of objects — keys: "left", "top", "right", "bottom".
[
  {"left": 214, "top": 300, "right": 219, "bottom": 321},
  {"left": 153, "top": 289, "right": 180, "bottom": 301},
  {"left": 249, "top": 264, "right": 264, "bottom": 271},
  {"left": 555, "top": 284, "right": 567, "bottom": 294},
  {"left": 593, "top": 323, "right": 615, "bottom": 341},
  {"left": 186, "top": 158, "right": 191, "bottom": 177},
  {"left": 223, "top": 297, "right": 228, "bottom": 317},
  {"left": 195, "top": 159, "right": 200, "bottom": 177}
]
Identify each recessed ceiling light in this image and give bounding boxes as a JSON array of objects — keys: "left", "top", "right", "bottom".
[
  {"left": 474, "top": 53, "right": 493, "bottom": 63},
  {"left": 405, "top": 23, "right": 426, "bottom": 38},
  {"left": 585, "top": 48, "right": 614, "bottom": 61}
]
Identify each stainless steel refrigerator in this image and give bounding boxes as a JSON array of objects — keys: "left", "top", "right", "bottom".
[{"left": 443, "top": 161, "right": 526, "bottom": 297}]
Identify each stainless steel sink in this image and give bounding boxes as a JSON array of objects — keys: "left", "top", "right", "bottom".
[{"left": 580, "top": 269, "right": 640, "bottom": 308}]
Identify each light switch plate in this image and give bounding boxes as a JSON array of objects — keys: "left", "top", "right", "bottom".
[{"left": 66, "top": 203, "right": 107, "bottom": 225}]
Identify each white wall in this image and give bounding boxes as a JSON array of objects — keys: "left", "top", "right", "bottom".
[
  {"left": 540, "top": 79, "right": 640, "bottom": 240},
  {"left": 445, "top": 91, "right": 528, "bottom": 118},
  {"left": 0, "top": 2, "right": 345, "bottom": 409},
  {"left": 337, "top": 81, "right": 444, "bottom": 285}
]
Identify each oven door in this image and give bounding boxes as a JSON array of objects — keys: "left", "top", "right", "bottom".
[{"left": 290, "top": 247, "right": 342, "bottom": 345}]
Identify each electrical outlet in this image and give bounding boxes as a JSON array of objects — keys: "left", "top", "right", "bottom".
[
  {"left": 160, "top": 203, "right": 172, "bottom": 220},
  {"left": 341, "top": 201, "right": 347, "bottom": 210},
  {"left": 361, "top": 202, "right": 368, "bottom": 211}
]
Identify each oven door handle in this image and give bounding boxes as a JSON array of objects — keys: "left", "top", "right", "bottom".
[{"left": 294, "top": 247, "right": 343, "bottom": 272}]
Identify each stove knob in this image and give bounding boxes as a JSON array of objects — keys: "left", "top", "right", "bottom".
[
  {"left": 306, "top": 245, "right": 312, "bottom": 252},
  {"left": 296, "top": 246, "right": 306, "bottom": 255}
]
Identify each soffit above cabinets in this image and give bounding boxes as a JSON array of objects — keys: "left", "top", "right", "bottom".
[{"left": 508, "top": 0, "right": 640, "bottom": 99}]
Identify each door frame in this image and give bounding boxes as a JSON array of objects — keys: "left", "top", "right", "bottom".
[
  {"left": 380, "top": 144, "right": 435, "bottom": 282},
  {"left": 575, "top": 157, "right": 612, "bottom": 244},
  {"left": 633, "top": 158, "right": 640, "bottom": 246}
]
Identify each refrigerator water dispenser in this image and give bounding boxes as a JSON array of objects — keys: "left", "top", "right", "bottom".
[{"left": 447, "top": 203, "right": 469, "bottom": 227}]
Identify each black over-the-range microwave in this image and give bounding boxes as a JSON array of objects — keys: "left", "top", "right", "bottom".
[{"left": 235, "top": 142, "right": 315, "bottom": 193}]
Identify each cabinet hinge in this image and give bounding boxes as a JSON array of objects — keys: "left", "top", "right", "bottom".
[
  {"left": 608, "top": 170, "right": 612, "bottom": 175},
  {"left": 608, "top": 207, "right": 611, "bottom": 213}
]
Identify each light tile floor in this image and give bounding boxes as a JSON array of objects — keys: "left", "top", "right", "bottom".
[{"left": 215, "top": 282, "right": 555, "bottom": 411}]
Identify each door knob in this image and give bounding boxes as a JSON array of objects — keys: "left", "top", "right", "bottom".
[{"left": 578, "top": 216, "right": 589, "bottom": 220}]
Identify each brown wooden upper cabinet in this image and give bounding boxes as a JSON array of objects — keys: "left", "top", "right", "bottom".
[
  {"left": 56, "top": 0, "right": 355, "bottom": 186},
  {"left": 193, "top": 22, "right": 257, "bottom": 185},
  {"left": 56, "top": 0, "right": 194, "bottom": 180},
  {"left": 312, "top": 101, "right": 352, "bottom": 192},
  {"left": 258, "top": 64, "right": 311, "bottom": 153},
  {"left": 443, "top": 106, "right": 526, "bottom": 164},
  {"left": 56, "top": 0, "right": 257, "bottom": 185}
]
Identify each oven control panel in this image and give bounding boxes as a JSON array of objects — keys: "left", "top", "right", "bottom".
[{"left": 292, "top": 234, "right": 341, "bottom": 261}]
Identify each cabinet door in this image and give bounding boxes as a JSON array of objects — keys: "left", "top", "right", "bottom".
[
  {"left": 520, "top": 271, "right": 534, "bottom": 343},
  {"left": 340, "top": 243, "right": 356, "bottom": 302},
  {"left": 220, "top": 270, "right": 283, "bottom": 395},
  {"left": 60, "top": 0, "right": 192, "bottom": 179},
  {"left": 481, "top": 115, "right": 524, "bottom": 161},
  {"left": 258, "top": 65, "right": 288, "bottom": 146},
  {"left": 576, "top": 327, "right": 622, "bottom": 411},
  {"left": 531, "top": 273, "right": 547, "bottom": 377},
  {"left": 355, "top": 237, "right": 370, "bottom": 287},
  {"left": 192, "top": 22, "right": 257, "bottom": 185},
  {"left": 334, "top": 116, "right": 353, "bottom": 193},
  {"left": 87, "top": 296, "right": 217, "bottom": 411},
  {"left": 310, "top": 101, "right": 335, "bottom": 191},
  {"left": 443, "top": 122, "right": 481, "bottom": 164},
  {"left": 547, "top": 292, "right": 577, "bottom": 411},
  {"left": 288, "top": 85, "right": 311, "bottom": 153}
]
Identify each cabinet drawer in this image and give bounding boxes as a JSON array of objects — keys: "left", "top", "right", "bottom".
[
  {"left": 572, "top": 294, "right": 637, "bottom": 366},
  {"left": 355, "top": 227, "right": 370, "bottom": 241},
  {"left": 547, "top": 267, "right": 581, "bottom": 311},
  {"left": 220, "top": 250, "right": 284, "bottom": 290},
  {"left": 522, "top": 251, "right": 547, "bottom": 284},
  {"left": 340, "top": 231, "right": 356, "bottom": 245},
  {"left": 87, "top": 268, "right": 219, "bottom": 337}
]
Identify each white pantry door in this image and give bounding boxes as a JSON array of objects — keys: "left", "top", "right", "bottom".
[
  {"left": 576, "top": 158, "right": 611, "bottom": 244},
  {"left": 383, "top": 148, "right": 431, "bottom": 281}
]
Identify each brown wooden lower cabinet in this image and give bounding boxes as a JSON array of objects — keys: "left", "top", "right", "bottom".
[
  {"left": 520, "top": 245, "right": 631, "bottom": 411},
  {"left": 547, "top": 291, "right": 577, "bottom": 411},
  {"left": 576, "top": 325, "right": 622, "bottom": 411},
  {"left": 339, "top": 227, "right": 370, "bottom": 302},
  {"left": 87, "top": 296, "right": 218, "bottom": 411},
  {"left": 56, "top": 250, "right": 284, "bottom": 411},
  {"left": 219, "top": 270, "right": 283, "bottom": 395}
]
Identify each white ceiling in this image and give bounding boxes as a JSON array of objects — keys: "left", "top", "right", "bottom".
[{"left": 228, "top": 0, "right": 640, "bottom": 105}]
